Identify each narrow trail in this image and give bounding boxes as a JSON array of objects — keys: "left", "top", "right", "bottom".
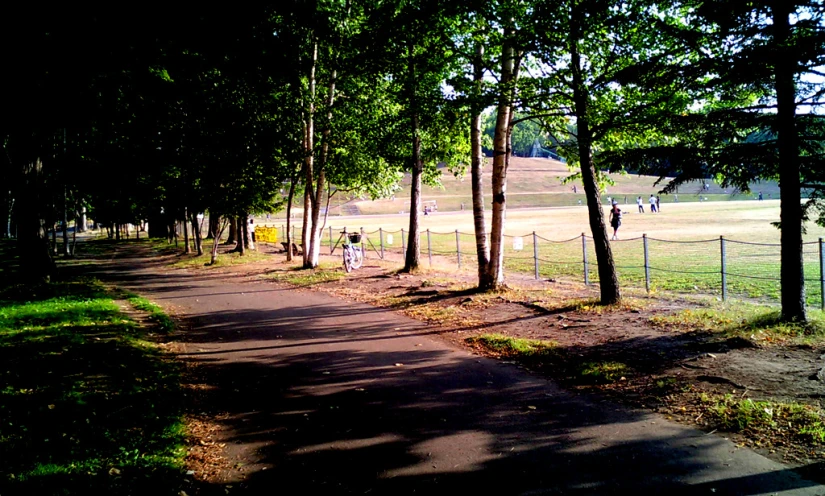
[{"left": 95, "top": 245, "right": 824, "bottom": 495}]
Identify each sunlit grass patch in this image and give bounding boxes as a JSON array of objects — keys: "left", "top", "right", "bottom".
[
  {"left": 170, "top": 249, "right": 271, "bottom": 268},
  {"left": 650, "top": 305, "right": 825, "bottom": 343},
  {"left": 127, "top": 296, "right": 175, "bottom": 333},
  {"left": 701, "top": 394, "right": 825, "bottom": 445},
  {"left": 575, "top": 361, "right": 630, "bottom": 385},
  {"left": 466, "top": 333, "right": 558, "bottom": 358},
  {"left": 265, "top": 262, "right": 345, "bottom": 286}
]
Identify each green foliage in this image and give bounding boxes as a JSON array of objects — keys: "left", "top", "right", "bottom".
[{"left": 575, "top": 361, "right": 629, "bottom": 385}]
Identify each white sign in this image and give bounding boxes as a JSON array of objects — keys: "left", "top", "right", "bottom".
[
  {"left": 386, "top": 234, "right": 394, "bottom": 245},
  {"left": 513, "top": 237, "right": 524, "bottom": 251}
]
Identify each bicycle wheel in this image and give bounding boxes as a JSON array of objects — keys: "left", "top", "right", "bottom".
[
  {"left": 351, "top": 247, "right": 363, "bottom": 269},
  {"left": 343, "top": 246, "right": 352, "bottom": 273}
]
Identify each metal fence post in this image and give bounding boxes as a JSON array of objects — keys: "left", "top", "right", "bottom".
[
  {"left": 292, "top": 224, "right": 296, "bottom": 246},
  {"left": 721, "top": 236, "right": 727, "bottom": 302},
  {"left": 427, "top": 229, "right": 433, "bottom": 267},
  {"left": 455, "top": 230, "right": 461, "bottom": 269},
  {"left": 582, "top": 233, "right": 589, "bottom": 285},
  {"left": 380, "top": 228, "right": 384, "bottom": 260},
  {"left": 643, "top": 234, "right": 650, "bottom": 293},
  {"left": 402, "top": 228, "right": 406, "bottom": 255},
  {"left": 361, "top": 227, "right": 366, "bottom": 261},
  {"left": 533, "top": 231, "right": 539, "bottom": 280},
  {"left": 820, "top": 237, "right": 824, "bottom": 311},
  {"left": 329, "top": 226, "right": 333, "bottom": 254}
]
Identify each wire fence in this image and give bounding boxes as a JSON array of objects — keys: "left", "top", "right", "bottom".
[{"left": 267, "top": 223, "right": 825, "bottom": 310}]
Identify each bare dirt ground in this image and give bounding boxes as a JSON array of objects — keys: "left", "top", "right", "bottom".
[
  {"left": 253, "top": 243, "right": 824, "bottom": 464},
  {"left": 140, "top": 241, "right": 824, "bottom": 483}
]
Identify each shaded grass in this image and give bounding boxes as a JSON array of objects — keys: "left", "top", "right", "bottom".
[
  {"left": 0, "top": 279, "right": 186, "bottom": 495},
  {"left": 650, "top": 305, "right": 825, "bottom": 344}
]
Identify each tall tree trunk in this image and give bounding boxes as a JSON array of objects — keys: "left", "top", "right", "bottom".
[
  {"left": 61, "top": 186, "right": 70, "bottom": 257},
  {"left": 235, "top": 216, "right": 246, "bottom": 256},
  {"left": 78, "top": 205, "right": 87, "bottom": 233},
  {"left": 210, "top": 217, "right": 229, "bottom": 265},
  {"left": 183, "top": 210, "right": 191, "bottom": 254},
  {"left": 773, "top": 3, "right": 806, "bottom": 322},
  {"left": 485, "top": 29, "right": 517, "bottom": 290},
  {"left": 570, "top": 11, "right": 621, "bottom": 304},
  {"left": 302, "top": 39, "right": 318, "bottom": 267},
  {"left": 206, "top": 214, "right": 218, "bottom": 240},
  {"left": 18, "top": 158, "right": 55, "bottom": 282},
  {"left": 190, "top": 211, "right": 203, "bottom": 256},
  {"left": 285, "top": 178, "right": 297, "bottom": 262},
  {"left": 404, "top": 111, "right": 423, "bottom": 272},
  {"left": 471, "top": 44, "right": 491, "bottom": 288},
  {"left": 307, "top": 67, "right": 339, "bottom": 269},
  {"left": 225, "top": 216, "right": 236, "bottom": 245}
]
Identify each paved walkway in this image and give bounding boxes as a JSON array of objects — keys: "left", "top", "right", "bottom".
[{"left": 101, "top": 247, "right": 824, "bottom": 495}]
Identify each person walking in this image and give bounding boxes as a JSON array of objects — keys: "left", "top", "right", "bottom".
[
  {"left": 656, "top": 195, "right": 661, "bottom": 212},
  {"left": 609, "top": 201, "right": 622, "bottom": 240},
  {"left": 637, "top": 196, "right": 644, "bottom": 213},
  {"left": 649, "top": 195, "right": 657, "bottom": 213}
]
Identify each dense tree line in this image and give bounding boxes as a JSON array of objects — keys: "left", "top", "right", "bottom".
[{"left": 1, "top": 0, "right": 823, "bottom": 321}]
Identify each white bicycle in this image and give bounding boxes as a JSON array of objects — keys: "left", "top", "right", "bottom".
[{"left": 342, "top": 232, "right": 363, "bottom": 272}]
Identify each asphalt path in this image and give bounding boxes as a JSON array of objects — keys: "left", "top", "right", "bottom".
[{"left": 98, "top": 246, "right": 824, "bottom": 495}]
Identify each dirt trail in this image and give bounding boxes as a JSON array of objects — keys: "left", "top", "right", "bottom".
[{"left": 94, "top": 245, "right": 824, "bottom": 495}]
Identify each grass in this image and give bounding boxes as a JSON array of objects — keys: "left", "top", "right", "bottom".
[
  {"left": 265, "top": 262, "right": 346, "bottom": 286},
  {"left": 650, "top": 305, "right": 825, "bottom": 344},
  {"left": 575, "top": 361, "right": 630, "bottom": 385},
  {"left": 126, "top": 295, "right": 175, "bottom": 333},
  {"left": 0, "top": 279, "right": 186, "bottom": 494},
  {"left": 466, "top": 333, "right": 558, "bottom": 358},
  {"left": 169, "top": 248, "right": 271, "bottom": 269},
  {"left": 701, "top": 394, "right": 825, "bottom": 445}
]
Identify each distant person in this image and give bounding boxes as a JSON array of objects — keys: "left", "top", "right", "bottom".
[
  {"left": 758, "top": 191, "right": 763, "bottom": 201},
  {"left": 649, "top": 194, "right": 657, "bottom": 213},
  {"left": 249, "top": 219, "right": 256, "bottom": 243},
  {"left": 609, "top": 201, "right": 622, "bottom": 241},
  {"left": 674, "top": 194, "right": 678, "bottom": 202},
  {"left": 573, "top": 185, "right": 577, "bottom": 193},
  {"left": 637, "top": 196, "right": 644, "bottom": 213},
  {"left": 656, "top": 195, "right": 661, "bottom": 212}
]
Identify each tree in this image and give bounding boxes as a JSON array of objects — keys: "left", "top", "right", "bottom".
[{"left": 607, "top": 0, "right": 825, "bottom": 321}]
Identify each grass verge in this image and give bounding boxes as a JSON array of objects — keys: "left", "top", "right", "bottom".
[
  {"left": 265, "top": 262, "right": 346, "bottom": 286},
  {"left": 0, "top": 279, "right": 186, "bottom": 495},
  {"left": 700, "top": 393, "right": 825, "bottom": 447},
  {"left": 170, "top": 249, "right": 271, "bottom": 269},
  {"left": 650, "top": 305, "right": 825, "bottom": 344},
  {"left": 466, "top": 334, "right": 557, "bottom": 358}
]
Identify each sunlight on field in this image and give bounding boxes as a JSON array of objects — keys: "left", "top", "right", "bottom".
[{"left": 312, "top": 200, "right": 824, "bottom": 243}]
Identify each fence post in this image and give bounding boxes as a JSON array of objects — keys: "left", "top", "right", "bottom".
[
  {"left": 380, "top": 228, "right": 384, "bottom": 260},
  {"left": 721, "top": 236, "right": 727, "bottom": 302},
  {"left": 292, "top": 224, "right": 296, "bottom": 247},
  {"left": 819, "top": 238, "right": 825, "bottom": 311},
  {"left": 643, "top": 234, "right": 650, "bottom": 293},
  {"left": 329, "top": 226, "right": 333, "bottom": 255},
  {"left": 361, "top": 227, "right": 366, "bottom": 261},
  {"left": 582, "top": 233, "right": 589, "bottom": 285},
  {"left": 533, "top": 231, "right": 539, "bottom": 280},
  {"left": 455, "top": 230, "right": 461, "bottom": 269},
  {"left": 427, "top": 229, "right": 433, "bottom": 267},
  {"left": 402, "top": 228, "right": 406, "bottom": 256}
]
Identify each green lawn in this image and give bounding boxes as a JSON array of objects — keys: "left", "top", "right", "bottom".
[{"left": 0, "top": 277, "right": 187, "bottom": 495}]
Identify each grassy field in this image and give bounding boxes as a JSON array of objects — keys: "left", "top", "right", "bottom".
[
  {"left": 261, "top": 200, "right": 825, "bottom": 308},
  {"left": 273, "top": 157, "right": 781, "bottom": 217}
]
